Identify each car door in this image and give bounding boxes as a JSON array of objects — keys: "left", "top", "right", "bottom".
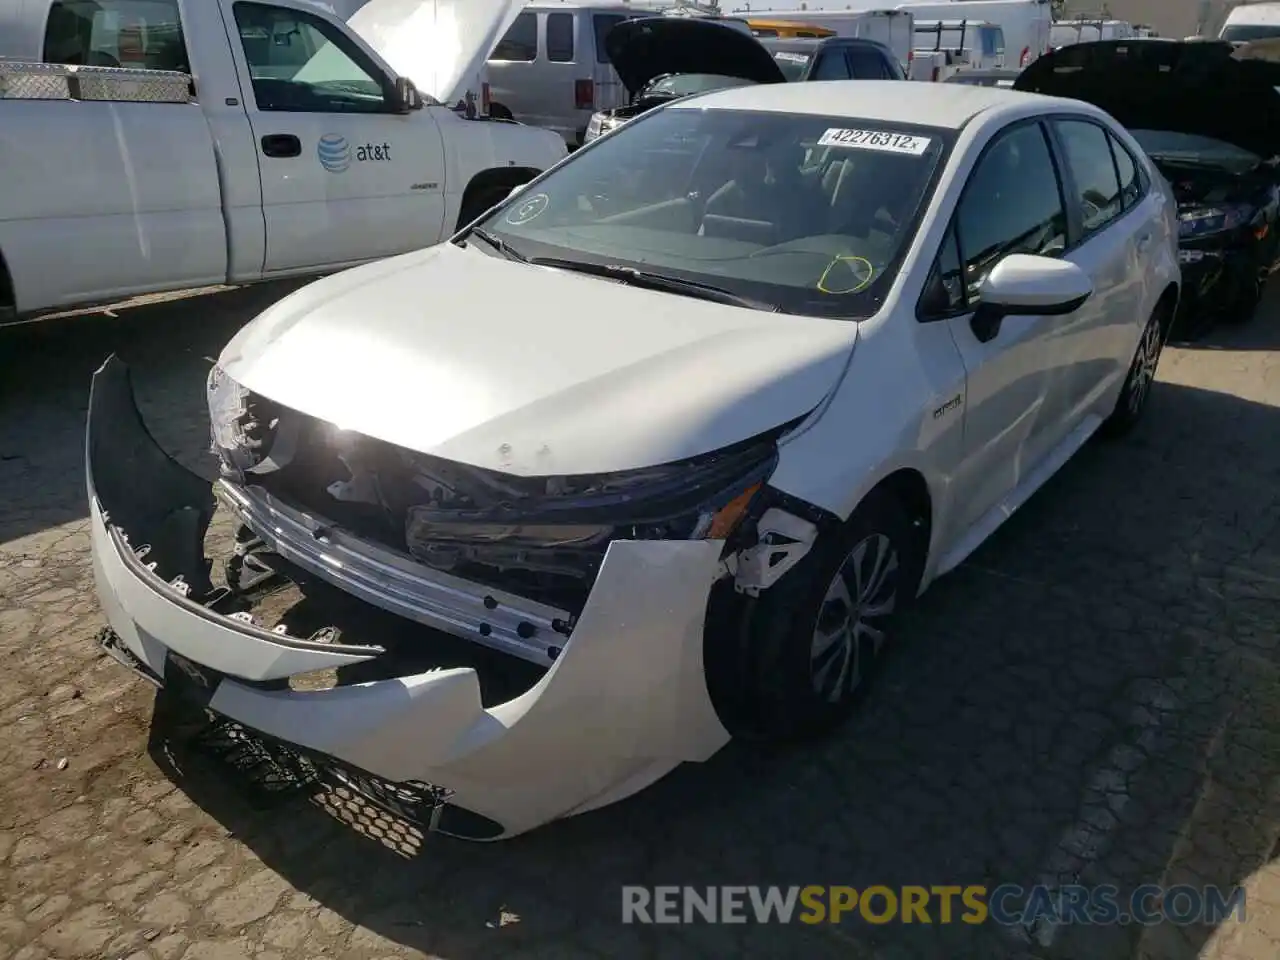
[
  {"left": 223, "top": 0, "right": 446, "bottom": 274},
  {"left": 1046, "top": 117, "right": 1142, "bottom": 423},
  {"left": 918, "top": 119, "right": 1075, "bottom": 544}
]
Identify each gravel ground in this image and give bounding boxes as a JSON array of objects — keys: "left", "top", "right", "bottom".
[{"left": 1, "top": 281, "right": 1279, "bottom": 960}]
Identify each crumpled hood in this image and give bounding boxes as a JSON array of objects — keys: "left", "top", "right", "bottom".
[
  {"left": 1014, "top": 39, "right": 1280, "bottom": 159},
  {"left": 218, "top": 244, "right": 858, "bottom": 477},
  {"left": 346, "top": 0, "right": 523, "bottom": 106},
  {"left": 605, "top": 16, "right": 786, "bottom": 97}
]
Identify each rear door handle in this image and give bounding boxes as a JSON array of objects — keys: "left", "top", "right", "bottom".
[
  {"left": 1136, "top": 232, "right": 1153, "bottom": 253},
  {"left": 260, "top": 134, "right": 301, "bottom": 158}
]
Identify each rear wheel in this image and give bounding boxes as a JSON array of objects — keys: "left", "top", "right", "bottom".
[
  {"left": 1101, "top": 303, "right": 1166, "bottom": 438},
  {"left": 730, "top": 488, "right": 923, "bottom": 743}
]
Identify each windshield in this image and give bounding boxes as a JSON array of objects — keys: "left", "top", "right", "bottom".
[
  {"left": 771, "top": 50, "right": 813, "bottom": 81},
  {"left": 473, "top": 107, "right": 950, "bottom": 318},
  {"left": 1221, "top": 24, "right": 1280, "bottom": 43},
  {"left": 640, "top": 73, "right": 758, "bottom": 99},
  {"left": 1130, "top": 129, "right": 1262, "bottom": 171}
]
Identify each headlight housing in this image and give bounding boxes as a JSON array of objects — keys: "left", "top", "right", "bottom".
[
  {"left": 1178, "top": 203, "right": 1254, "bottom": 239},
  {"left": 402, "top": 434, "right": 780, "bottom": 574},
  {"left": 207, "top": 365, "right": 280, "bottom": 476}
]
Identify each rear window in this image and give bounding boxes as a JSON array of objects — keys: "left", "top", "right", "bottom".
[
  {"left": 44, "top": 0, "right": 188, "bottom": 71},
  {"left": 772, "top": 49, "right": 812, "bottom": 81},
  {"left": 477, "top": 106, "right": 950, "bottom": 318},
  {"left": 847, "top": 47, "right": 892, "bottom": 78},
  {"left": 594, "top": 13, "right": 632, "bottom": 63},
  {"left": 546, "top": 12, "right": 574, "bottom": 63},
  {"left": 493, "top": 12, "right": 537, "bottom": 62},
  {"left": 983, "top": 27, "right": 1005, "bottom": 56}
]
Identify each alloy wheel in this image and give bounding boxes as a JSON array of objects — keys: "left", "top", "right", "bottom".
[
  {"left": 1127, "top": 314, "right": 1163, "bottom": 416},
  {"left": 809, "top": 534, "right": 900, "bottom": 703}
]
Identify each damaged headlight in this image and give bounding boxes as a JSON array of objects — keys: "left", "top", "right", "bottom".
[
  {"left": 403, "top": 435, "right": 778, "bottom": 573},
  {"left": 207, "top": 364, "right": 281, "bottom": 476}
]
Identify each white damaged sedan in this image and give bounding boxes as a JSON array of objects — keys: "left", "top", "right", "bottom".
[{"left": 88, "top": 81, "right": 1180, "bottom": 840}]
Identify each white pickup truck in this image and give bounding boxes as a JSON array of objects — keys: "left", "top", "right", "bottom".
[{"left": 0, "top": 0, "right": 567, "bottom": 322}]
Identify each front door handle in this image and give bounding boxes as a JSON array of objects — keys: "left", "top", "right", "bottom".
[
  {"left": 1135, "top": 232, "right": 1153, "bottom": 253},
  {"left": 260, "top": 134, "right": 301, "bottom": 158}
]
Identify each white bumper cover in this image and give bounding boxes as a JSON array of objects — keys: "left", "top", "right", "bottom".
[{"left": 86, "top": 357, "right": 731, "bottom": 840}]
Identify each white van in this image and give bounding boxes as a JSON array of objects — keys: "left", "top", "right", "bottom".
[
  {"left": 734, "top": 9, "right": 915, "bottom": 72},
  {"left": 754, "top": 0, "right": 1050, "bottom": 68},
  {"left": 913, "top": 18, "right": 1005, "bottom": 70},
  {"left": 486, "top": 1, "right": 641, "bottom": 147},
  {"left": 1049, "top": 19, "right": 1134, "bottom": 49},
  {"left": 1219, "top": 2, "right": 1280, "bottom": 43}
]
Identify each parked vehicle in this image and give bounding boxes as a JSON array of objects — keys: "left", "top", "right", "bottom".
[
  {"left": 913, "top": 18, "right": 1006, "bottom": 71},
  {"left": 740, "top": 8, "right": 915, "bottom": 72},
  {"left": 1049, "top": 19, "right": 1134, "bottom": 49},
  {"left": 89, "top": 78, "right": 1178, "bottom": 841},
  {"left": 1219, "top": 1, "right": 1280, "bottom": 43},
  {"left": 486, "top": 1, "right": 641, "bottom": 147},
  {"left": 941, "top": 66, "right": 1019, "bottom": 86},
  {"left": 908, "top": 47, "right": 952, "bottom": 80},
  {"left": 748, "top": 19, "right": 837, "bottom": 38},
  {"left": 760, "top": 36, "right": 908, "bottom": 81},
  {"left": 751, "top": 1, "right": 1050, "bottom": 68},
  {"left": 1015, "top": 38, "right": 1280, "bottom": 335},
  {"left": 582, "top": 17, "right": 782, "bottom": 145},
  {"left": 0, "top": 0, "right": 567, "bottom": 323}
]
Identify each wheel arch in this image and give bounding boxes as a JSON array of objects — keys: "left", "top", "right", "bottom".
[
  {"left": 1155, "top": 280, "right": 1179, "bottom": 336},
  {"left": 455, "top": 166, "right": 542, "bottom": 231}
]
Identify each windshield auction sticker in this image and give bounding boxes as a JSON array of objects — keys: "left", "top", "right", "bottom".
[{"left": 817, "top": 128, "right": 932, "bottom": 156}]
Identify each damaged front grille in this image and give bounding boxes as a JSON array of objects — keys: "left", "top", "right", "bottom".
[{"left": 219, "top": 391, "right": 779, "bottom": 616}]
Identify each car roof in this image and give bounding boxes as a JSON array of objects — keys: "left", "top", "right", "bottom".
[
  {"left": 758, "top": 36, "right": 884, "bottom": 50},
  {"left": 672, "top": 79, "right": 1055, "bottom": 129}
]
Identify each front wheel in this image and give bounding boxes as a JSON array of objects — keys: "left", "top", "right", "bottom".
[
  {"left": 1100, "top": 303, "right": 1166, "bottom": 438},
  {"left": 729, "top": 488, "right": 924, "bottom": 743}
]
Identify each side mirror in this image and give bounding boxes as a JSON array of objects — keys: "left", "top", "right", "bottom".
[
  {"left": 971, "top": 253, "right": 1092, "bottom": 343},
  {"left": 393, "top": 76, "right": 423, "bottom": 113}
]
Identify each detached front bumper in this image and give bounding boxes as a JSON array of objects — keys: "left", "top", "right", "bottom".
[{"left": 86, "top": 357, "right": 730, "bottom": 840}]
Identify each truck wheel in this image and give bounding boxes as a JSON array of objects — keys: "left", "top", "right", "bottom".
[{"left": 731, "top": 488, "right": 924, "bottom": 743}]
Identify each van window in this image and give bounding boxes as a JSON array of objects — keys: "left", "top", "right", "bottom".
[
  {"left": 1220, "top": 23, "right": 1280, "bottom": 42},
  {"left": 43, "top": 0, "right": 188, "bottom": 71},
  {"left": 546, "top": 12, "right": 574, "bottom": 63},
  {"left": 494, "top": 12, "right": 537, "bottom": 62},
  {"left": 983, "top": 27, "right": 1004, "bottom": 57},
  {"left": 594, "top": 13, "right": 632, "bottom": 63}
]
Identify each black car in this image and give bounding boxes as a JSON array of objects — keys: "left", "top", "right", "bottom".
[
  {"left": 1015, "top": 39, "right": 1280, "bottom": 336},
  {"left": 582, "top": 17, "right": 786, "bottom": 144},
  {"left": 759, "top": 36, "right": 907, "bottom": 82}
]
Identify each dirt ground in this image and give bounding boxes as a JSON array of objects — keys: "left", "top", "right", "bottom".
[{"left": 1, "top": 282, "right": 1279, "bottom": 960}]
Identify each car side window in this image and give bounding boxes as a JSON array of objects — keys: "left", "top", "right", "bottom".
[
  {"left": 1108, "top": 133, "right": 1143, "bottom": 211},
  {"left": 494, "top": 12, "right": 538, "bottom": 62},
  {"left": 919, "top": 224, "right": 967, "bottom": 318},
  {"left": 44, "top": 0, "right": 188, "bottom": 71},
  {"left": 546, "top": 12, "right": 574, "bottom": 63},
  {"left": 1054, "top": 119, "right": 1124, "bottom": 234},
  {"left": 812, "top": 50, "right": 853, "bottom": 80},
  {"left": 232, "top": 3, "right": 390, "bottom": 114},
  {"left": 954, "top": 122, "right": 1068, "bottom": 302}
]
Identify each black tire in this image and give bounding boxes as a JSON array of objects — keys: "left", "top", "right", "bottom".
[
  {"left": 457, "top": 185, "right": 516, "bottom": 232},
  {"left": 1101, "top": 302, "right": 1167, "bottom": 438},
  {"left": 731, "top": 488, "right": 923, "bottom": 743}
]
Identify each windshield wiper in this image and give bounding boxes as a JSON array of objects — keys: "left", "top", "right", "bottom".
[
  {"left": 462, "top": 227, "right": 531, "bottom": 263},
  {"left": 529, "top": 258, "right": 782, "bottom": 312}
]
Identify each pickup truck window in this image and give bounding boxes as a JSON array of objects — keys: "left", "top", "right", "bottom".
[
  {"left": 44, "top": 0, "right": 187, "bottom": 72},
  {"left": 233, "top": 2, "right": 391, "bottom": 114}
]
